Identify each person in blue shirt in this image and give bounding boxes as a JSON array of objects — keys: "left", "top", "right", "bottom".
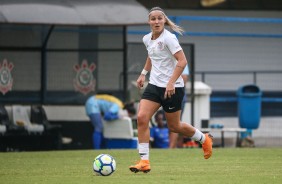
[
  {"left": 150, "top": 110, "right": 169, "bottom": 148},
  {"left": 85, "top": 94, "right": 136, "bottom": 149}
]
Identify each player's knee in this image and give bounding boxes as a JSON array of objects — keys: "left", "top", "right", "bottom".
[
  {"left": 168, "top": 125, "right": 178, "bottom": 133},
  {"left": 137, "top": 113, "right": 149, "bottom": 127},
  {"left": 168, "top": 123, "right": 181, "bottom": 133}
]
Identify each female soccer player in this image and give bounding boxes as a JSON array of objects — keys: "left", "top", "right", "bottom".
[{"left": 129, "top": 7, "right": 213, "bottom": 173}]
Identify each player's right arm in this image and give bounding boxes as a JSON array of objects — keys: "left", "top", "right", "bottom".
[{"left": 137, "top": 56, "right": 151, "bottom": 89}]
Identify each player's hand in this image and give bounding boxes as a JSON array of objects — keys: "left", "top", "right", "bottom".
[
  {"left": 136, "top": 75, "right": 145, "bottom": 89},
  {"left": 164, "top": 82, "right": 175, "bottom": 99}
]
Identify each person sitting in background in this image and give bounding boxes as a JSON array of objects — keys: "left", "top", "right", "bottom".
[
  {"left": 150, "top": 110, "right": 169, "bottom": 148},
  {"left": 85, "top": 94, "right": 136, "bottom": 149}
]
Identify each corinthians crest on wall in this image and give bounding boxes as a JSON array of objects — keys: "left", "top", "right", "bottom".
[
  {"left": 73, "top": 60, "right": 96, "bottom": 95},
  {"left": 0, "top": 59, "right": 14, "bottom": 95}
]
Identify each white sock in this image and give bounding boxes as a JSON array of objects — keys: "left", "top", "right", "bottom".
[
  {"left": 191, "top": 128, "right": 206, "bottom": 144},
  {"left": 138, "top": 143, "right": 149, "bottom": 160}
]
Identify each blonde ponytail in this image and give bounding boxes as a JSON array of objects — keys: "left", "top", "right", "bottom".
[{"left": 164, "top": 15, "right": 185, "bottom": 35}]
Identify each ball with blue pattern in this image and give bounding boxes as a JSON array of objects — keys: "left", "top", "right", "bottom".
[{"left": 93, "top": 154, "right": 116, "bottom": 176}]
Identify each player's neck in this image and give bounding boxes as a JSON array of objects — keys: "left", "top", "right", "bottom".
[{"left": 151, "top": 29, "right": 164, "bottom": 40}]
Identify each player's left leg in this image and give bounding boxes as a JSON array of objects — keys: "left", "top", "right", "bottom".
[
  {"left": 165, "top": 111, "right": 213, "bottom": 159},
  {"left": 169, "top": 131, "right": 179, "bottom": 148}
]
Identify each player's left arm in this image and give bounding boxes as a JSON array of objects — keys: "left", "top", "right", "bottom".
[
  {"left": 165, "top": 50, "right": 187, "bottom": 98},
  {"left": 164, "top": 34, "right": 187, "bottom": 98},
  {"left": 169, "top": 50, "right": 187, "bottom": 84}
]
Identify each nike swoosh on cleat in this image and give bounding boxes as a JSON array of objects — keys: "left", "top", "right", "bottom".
[{"left": 141, "top": 165, "right": 148, "bottom": 168}]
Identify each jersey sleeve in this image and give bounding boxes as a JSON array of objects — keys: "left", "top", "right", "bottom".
[
  {"left": 142, "top": 33, "right": 150, "bottom": 47},
  {"left": 165, "top": 34, "right": 182, "bottom": 55}
]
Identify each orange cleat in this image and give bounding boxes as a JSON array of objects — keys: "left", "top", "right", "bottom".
[
  {"left": 202, "top": 133, "right": 213, "bottom": 159},
  {"left": 129, "top": 160, "right": 151, "bottom": 173}
]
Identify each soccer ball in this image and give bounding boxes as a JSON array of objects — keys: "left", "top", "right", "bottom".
[{"left": 93, "top": 154, "right": 116, "bottom": 176}]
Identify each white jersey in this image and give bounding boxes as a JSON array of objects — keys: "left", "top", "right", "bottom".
[{"left": 143, "top": 29, "right": 184, "bottom": 88}]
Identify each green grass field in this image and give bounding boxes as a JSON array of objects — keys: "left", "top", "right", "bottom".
[{"left": 0, "top": 148, "right": 281, "bottom": 184}]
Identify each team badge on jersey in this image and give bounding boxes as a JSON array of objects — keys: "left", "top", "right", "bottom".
[
  {"left": 157, "top": 41, "right": 165, "bottom": 50},
  {"left": 0, "top": 59, "right": 14, "bottom": 95},
  {"left": 73, "top": 60, "right": 96, "bottom": 95}
]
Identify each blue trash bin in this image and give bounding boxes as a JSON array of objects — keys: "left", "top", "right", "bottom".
[{"left": 237, "top": 84, "right": 262, "bottom": 129}]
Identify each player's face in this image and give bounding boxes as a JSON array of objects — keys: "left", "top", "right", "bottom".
[{"left": 148, "top": 11, "right": 165, "bottom": 35}]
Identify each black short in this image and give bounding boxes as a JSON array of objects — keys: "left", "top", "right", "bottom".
[{"left": 142, "top": 83, "right": 185, "bottom": 113}]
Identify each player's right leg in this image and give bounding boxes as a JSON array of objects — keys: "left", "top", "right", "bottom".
[
  {"left": 129, "top": 159, "right": 151, "bottom": 173},
  {"left": 129, "top": 99, "right": 160, "bottom": 173}
]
